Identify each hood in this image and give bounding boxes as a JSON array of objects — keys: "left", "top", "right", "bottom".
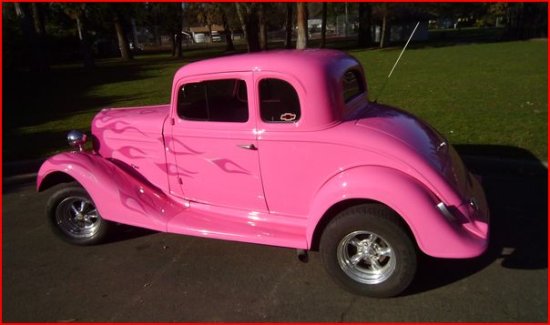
[
  {"left": 92, "top": 104, "right": 170, "bottom": 135},
  {"left": 355, "top": 102, "right": 468, "bottom": 197},
  {"left": 91, "top": 104, "right": 170, "bottom": 191},
  {"left": 91, "top": 104, "right": 169, "bottom": 157}
]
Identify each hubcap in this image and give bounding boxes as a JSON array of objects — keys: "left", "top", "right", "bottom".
[
  {"left": 55, "top": 196, "right": 101, "bottom": 239},
  {"left": 337, "top": 230, "right": 396, "bottom": 284}
]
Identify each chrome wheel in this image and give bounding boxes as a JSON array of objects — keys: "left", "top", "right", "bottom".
[
  {"left": 321, "top": 204, "right": 417, "bottom": 297},
  {"left": 55, "top": 196, "right": 102, "bottom": 239},
  {"left": 337, "top": 230, "right": 396, "bottom": 285}
]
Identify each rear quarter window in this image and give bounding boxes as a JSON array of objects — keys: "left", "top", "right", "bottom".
[
  {"left": 342, "top": 70, "right": 365, "bottom": 103},
  {"left": 259, "top": 78, "right": 301, "bottom": 123}
]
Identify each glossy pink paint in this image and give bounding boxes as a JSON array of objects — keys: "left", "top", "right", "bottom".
[{"left": 37, "top": 50, "right": 488, "bottom": 258}]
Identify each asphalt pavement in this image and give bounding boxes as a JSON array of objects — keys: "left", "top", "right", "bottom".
[{"left": 2, "top": 158, "right": 547, "bottom": 322}]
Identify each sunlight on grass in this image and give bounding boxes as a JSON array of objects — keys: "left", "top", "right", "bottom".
[{"left": 352, "top": 40, "right": 547, "bottom": 159}]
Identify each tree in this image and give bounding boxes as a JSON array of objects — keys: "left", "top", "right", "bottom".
[
  {"left": 141, "top": 3, "right": 184, "bottom": 57},
  {"left": 357, "top": 3, "right": 373, "bottom": 47},
  {"left": 492, "top": 3, "right": 548, "bottom": 40},
  {"left": 31, "top": 3, "right": 50, "bottom": 71},
  {"left": 219, "top": 4, "right": 236, "bottom": 52},
  {"left": 234, "top": 3, "right": 248, "bottom": 46},
  {"left": 59, "top": 3, "right": 95, "bottom": 68},
  {"left": 110, "top": 4, "right": 133, "bottom": 61},
  {"left": 13, "top": 3, "right": 50, "bottom": 72},
  {"left": 235, "top": 3, "right": 260, "bottom": 52},
  {"left": 379, "top": 3, "right": 390, "bottom": 48},
  {"left": 296, "top": 2, "right": 308, "bottom": 49},
  {"left": 258, "top": 3, "right": 268, "bottom": 50},
  {"left": 284, "top": 3, "right": 293, "bottom": 49},
  {"left": 320, "top": 3, "right": 327, "bottom": 48}
]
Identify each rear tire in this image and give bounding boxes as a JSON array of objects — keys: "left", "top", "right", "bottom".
[
  {"left": 46, "top": 183, "right": 112, "bottom": 245},
  {"left": 320, "top": 204, "right": 417, "bottom": 297}
]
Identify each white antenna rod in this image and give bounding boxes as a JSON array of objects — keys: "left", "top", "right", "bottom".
[{"left": 374, "top": 21, "right": 420, "bottom": 103}]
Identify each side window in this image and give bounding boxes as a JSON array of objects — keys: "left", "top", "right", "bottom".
[
  {"left": 177, "top": 79, "right": 248, "bottom": 123},
  {"left": 342, "top": 70, "right": 365, "bottom": 103},
  {"left": 259, "top": 78, "right": 301, "bottom": 123}
]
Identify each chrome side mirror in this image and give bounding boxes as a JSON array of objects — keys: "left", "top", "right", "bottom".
[{"left": 67, "top": 130, "right": 87, "bottom": 152}]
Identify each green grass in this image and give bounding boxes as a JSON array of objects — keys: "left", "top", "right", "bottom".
[
  {"left": 350, "top": 39, "right": 547, "bottom": 160},
  {"left": 3, "top": 39, "right": 547, "bottom": 161}
]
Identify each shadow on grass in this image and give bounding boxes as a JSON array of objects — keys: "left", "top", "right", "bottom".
[
  {"left": 3, "top": 129, "right": 68, "bottom": 168},
  {"left": 405, "top": 144, "right": 547, "bottom": 296},
  {"left": 3, "top": 48, "right": 244, "bottom": 162}
]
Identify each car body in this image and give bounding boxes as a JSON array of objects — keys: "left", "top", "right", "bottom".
[{"left": 37, "top": 49, "right": 489, "bottom": 297}]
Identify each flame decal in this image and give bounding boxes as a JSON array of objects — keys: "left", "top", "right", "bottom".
[
  {"left": 211, "top": 158, "right": 250, "bottom": 175},
  {"left": 117, "top": 146, "right": 149, "bottom": 159},
  {"left": 166, "top": 137, "right": 204, "bottom": 156}
]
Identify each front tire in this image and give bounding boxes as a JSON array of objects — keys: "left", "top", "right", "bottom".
[
  {"left": 46, "top": 184, "right": 112, "bottom": 245},
  {"left": 320, "top": 204, "right": 417, "bottom": 297}
]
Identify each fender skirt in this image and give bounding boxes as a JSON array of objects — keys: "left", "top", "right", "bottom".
[
  {"left": 37, "top": 152, "right": 181, "bottom": 232},
  {"left": 307, "top": 166, "right": 488, "bottom": 258}
]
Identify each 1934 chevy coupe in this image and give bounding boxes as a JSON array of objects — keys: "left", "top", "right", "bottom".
[{"left": 37, "top": 49, "right": 489, "bottom": 297}]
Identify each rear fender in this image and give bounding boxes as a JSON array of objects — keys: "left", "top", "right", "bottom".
[
  {"left": 308, "top": 166, "right": 487, "bottom": 258},
  {"left": 37, "top": 152, "right": 179, "bottom": 231}
]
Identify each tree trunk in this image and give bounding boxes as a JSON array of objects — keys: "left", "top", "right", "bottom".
[
  {"left": 174, "top": 32, "right": 183, "bottom": 57},
  {"left": 14, "top": 3, "right": 43, "bottom": 72},
  {"left": 31, "top": 3, "right": 46, "bottom": 36},
  {"left": 246, "top": 14, "right": 261, "bottom": 52},
  {"left": 208, "top": 24, "right": 213, "bottom": 43},
  {"left": 221, "top": 7, "right": 235, "bottom": 52},
  {"left": 113, "top": 13, "right": 133, "bottom": 61},
  {"left": 153, "top": 25, "right": 161, "bottom": 46},
  {"left": 31, "top": 3, "right": 49, "bottom": 72},
  {"left": 320, "top": 3, "right": 327, "bottom": 48},
  {"left": 171, "top": 33, "right": 176, "bottom": 56},
  {"left": 380, "top": 10, "right": 388, "bottom": 48},
  {"left": 242, "top": 4, "right": 260, "bottom": 52},
  {"left": 178, "top": 3, "right": 185, "bottom": 56},
  {"left": 344, "top": 2, "right": 349, "bottom": 37},
  {"left": 258, "top": 3, "right": 268, "bottom": 50},
  {"left": 76, "top": 16, "right": 95, "bottom": 69},
  {"left": 284, "top": 3, "right": 293, "bottom": 49},
  {"left": 234, "top": 3, "right": 248, "bottom": 48},
  {"left": 296, "top": 2, "right": 308, "bottom": 49},
  {"left": 357, "top": 3, "right": 372, "bottom": 47}
]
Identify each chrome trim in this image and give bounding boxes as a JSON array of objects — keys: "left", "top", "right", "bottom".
[
  {"left": 469, "top": 198, "right": 479, "bottom": 211},
  {"left": 67, "top": 130, "right": 87, "bottom": 152},
  {"left": 437, "top": 202, "right": 456, "bottom": 222},
  {"left": 437, "top": 141, "right": 447, "bottom": 152},
  {"left": 337, "top": 230, "right": 396, "bottom": 285}
]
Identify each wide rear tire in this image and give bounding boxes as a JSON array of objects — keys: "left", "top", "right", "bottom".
[{"left": 320, "top": 204, "right": 417, "bottom": 297}]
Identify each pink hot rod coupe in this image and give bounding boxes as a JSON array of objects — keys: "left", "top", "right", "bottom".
[{"left": 37, "top": 50, "right": 489, "bottom": 297}]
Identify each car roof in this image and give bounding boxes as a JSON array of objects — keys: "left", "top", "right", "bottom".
[
  {"left": 173, "top": 49, "right": 360, "bottom": 80},
  {"left": 171, "top": 49, "right": 365, "bottom": 131}
]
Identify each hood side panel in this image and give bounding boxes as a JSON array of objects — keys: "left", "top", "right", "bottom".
[{"left": 92, "top": 105, "right": 170, "bottom": 192}]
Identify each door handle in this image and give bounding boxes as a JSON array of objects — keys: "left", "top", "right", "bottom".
[{"left": 238, "top": 144, "right": 257, "bottom": 150}]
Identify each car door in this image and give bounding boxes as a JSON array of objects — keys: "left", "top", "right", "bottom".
[{"left": 168, "top": 72, "right": 268, "bottom": 212}]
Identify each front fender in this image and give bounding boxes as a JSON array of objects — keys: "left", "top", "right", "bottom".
[
  {"left": 307, "top": 166, "right": 487, "bottom": 258},
  {"left": 37, "top": 152, "right": 179, "bottom": 232}
]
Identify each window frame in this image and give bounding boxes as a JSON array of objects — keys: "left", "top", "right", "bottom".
[
  {"left": 171, "top": 72, "right": 255, "bottom": 130},
  {"left": 177, "top": 78, "right": 250, "bottom": 123},
  {"left": 258, "top": 78, "right": 302, "bottom": 124},
  {"left": 256, "top": 73, "right": 305, "bottom": 130},
  {"left": 342, "top": 69, "right": 366, "bottom": 104}
]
